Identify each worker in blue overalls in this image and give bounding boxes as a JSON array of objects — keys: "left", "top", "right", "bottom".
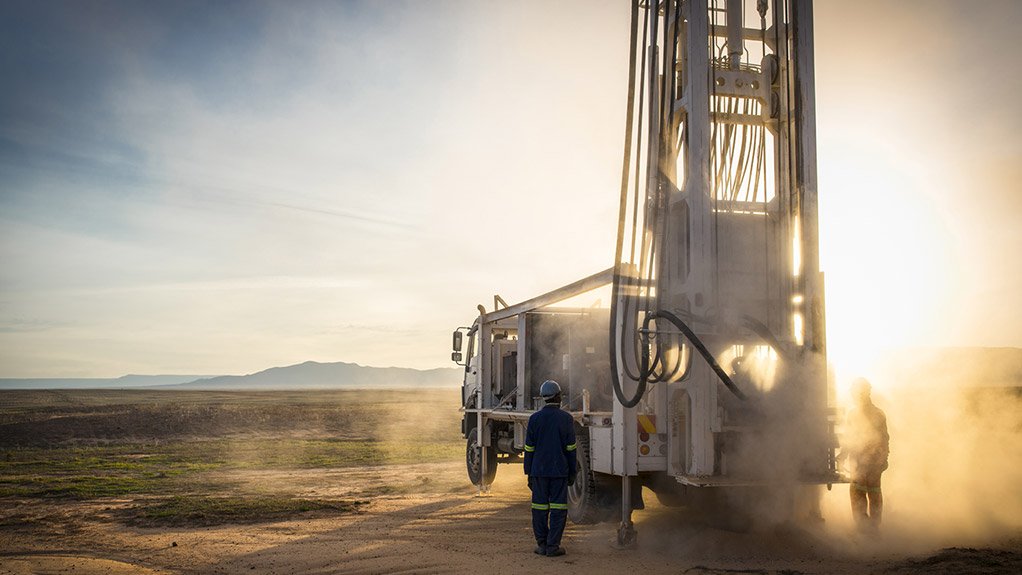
[{"left": 524, "top": 380, "right": 577, "bottom": 557}]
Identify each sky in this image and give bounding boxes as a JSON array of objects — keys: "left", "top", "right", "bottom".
[{"left": 1, "top": 0, "right": 1019, "bottom": 378}]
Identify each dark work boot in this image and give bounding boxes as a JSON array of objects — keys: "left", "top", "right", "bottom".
[
  {"left": 534, "top": 545, "right": 546, "bottom": 555},
  {"left": 545, "top": 546, "right": 566, "bottom": 557}
]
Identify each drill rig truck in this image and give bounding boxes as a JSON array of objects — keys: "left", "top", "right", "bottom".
[{"left": 451, "top": 0, "right": 839, "bottom": 544}]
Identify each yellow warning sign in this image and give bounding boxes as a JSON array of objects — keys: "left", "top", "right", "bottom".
[{"left": 637, "top": 414, "right": 656, "bottom": 434}]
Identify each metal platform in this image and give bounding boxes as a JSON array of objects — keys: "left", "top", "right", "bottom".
[{"left": 676, "top": 472, "right": 846, "bottom": 488}]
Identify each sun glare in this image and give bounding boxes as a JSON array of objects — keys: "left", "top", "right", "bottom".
[{"left": 819, "top": 144, "right": 958, "bottom": 387}]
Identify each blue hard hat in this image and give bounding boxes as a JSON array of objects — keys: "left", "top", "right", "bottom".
[{"left": 539, "top": 380, "right": 561, "bottom": 399}]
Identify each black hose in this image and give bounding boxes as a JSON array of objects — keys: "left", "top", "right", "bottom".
[
  {"left": 741, "top": 315, "right": 789, "bottom": 361},
  {"left": 610, "top": 0, "right": 644, "bottom": 408},
  {"left": 650, "top": 310, "right": 748, "bottom": 401},
  {"left": 617, "top": 274, "right": 645, "bottom": 382},
  {"left": 655, "top": 322, "right": 688, "bottom": 383}
]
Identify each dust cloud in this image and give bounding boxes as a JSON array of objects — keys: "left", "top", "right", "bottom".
[
  {"left": 630, "top": 347, "right": 1020, "bottom": 562},
  {"left": 822, "top": 348, "right": 1022, "bottom": 552}
]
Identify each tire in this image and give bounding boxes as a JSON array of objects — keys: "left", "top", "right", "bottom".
[
  {"left": 567, "top": 426, "right": 621, "bottom": 524},
  {"left": 466, "top": 427, "right": 497, "bottom": 486}
]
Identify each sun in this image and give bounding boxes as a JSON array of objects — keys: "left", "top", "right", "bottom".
[{"left": 818, "top": 140, "right": 959, "bottom": 392}]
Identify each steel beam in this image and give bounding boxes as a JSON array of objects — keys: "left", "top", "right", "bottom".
[{"left": 480, "top": 268, "right": 613, "bottom": 324}]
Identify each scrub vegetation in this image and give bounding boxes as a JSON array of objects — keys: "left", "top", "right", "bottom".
[
  {"left": 0, "top": 388, "right": 462, "bottom": 524},
  {"left": 126, "top": 496, "right": 369, "bottom": 527}
]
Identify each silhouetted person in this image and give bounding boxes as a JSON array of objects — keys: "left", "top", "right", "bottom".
[{"left": 843, "top": 378, "right": 889, "bottom": 532}]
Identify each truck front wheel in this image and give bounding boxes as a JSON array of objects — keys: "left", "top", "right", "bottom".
[{"left": 466, "top": 427, "right": 497, "bottom": 486}]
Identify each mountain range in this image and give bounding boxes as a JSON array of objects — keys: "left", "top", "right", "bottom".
[
  {"left": 0, "top": 374, "right": 213, "bottom": 390},
  {"left": 166, "top": 361, "right": 462, "bottom": 390},
  {"left": 2, "top": 346, "right": 1020, "bottom": 390},
  {"left": 0, "top": 361, "right": 463, "bottom": 390}
]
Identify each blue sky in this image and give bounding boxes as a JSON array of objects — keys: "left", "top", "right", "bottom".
[{"left": 1, "top": 1, "right": 1020, "bottom": 377}]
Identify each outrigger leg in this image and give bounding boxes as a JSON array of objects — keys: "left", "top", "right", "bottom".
[{"left": 616, "top": 475, "right": 637, "bottom": 548}]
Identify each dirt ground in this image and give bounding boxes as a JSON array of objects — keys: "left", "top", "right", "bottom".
[
  {"left": 2, "top": 389, "right": 1019, "bottom": 574},
  {"left": 2, "top": 462, "right": 1020, "bottom": 575}
]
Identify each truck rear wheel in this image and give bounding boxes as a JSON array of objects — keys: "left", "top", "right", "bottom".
[
  {"left": 466, "top": 427, "right": 497, "bottom": 486},
  {"left": 567, "top": 427, "right": 620, "bottom": 524}
]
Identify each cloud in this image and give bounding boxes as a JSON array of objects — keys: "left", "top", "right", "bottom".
[{"left": 2, "top": 1, "right": 1020, "bottom": 377}]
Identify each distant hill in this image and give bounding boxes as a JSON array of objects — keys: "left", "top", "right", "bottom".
[
  {"left": 0, "top": 374, "right": 214, "bottom": 390},
  {"left": 163, "top": 361, "right": 462, "bottom": 390}
]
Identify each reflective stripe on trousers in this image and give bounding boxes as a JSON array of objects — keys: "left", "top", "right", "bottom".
[{"left": 530, "top": 476, "right": 568, "bottom": 549}]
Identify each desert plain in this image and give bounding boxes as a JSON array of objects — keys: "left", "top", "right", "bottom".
[{"left": 1, "top": 388, "right": 1019, "bottom": 575}]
